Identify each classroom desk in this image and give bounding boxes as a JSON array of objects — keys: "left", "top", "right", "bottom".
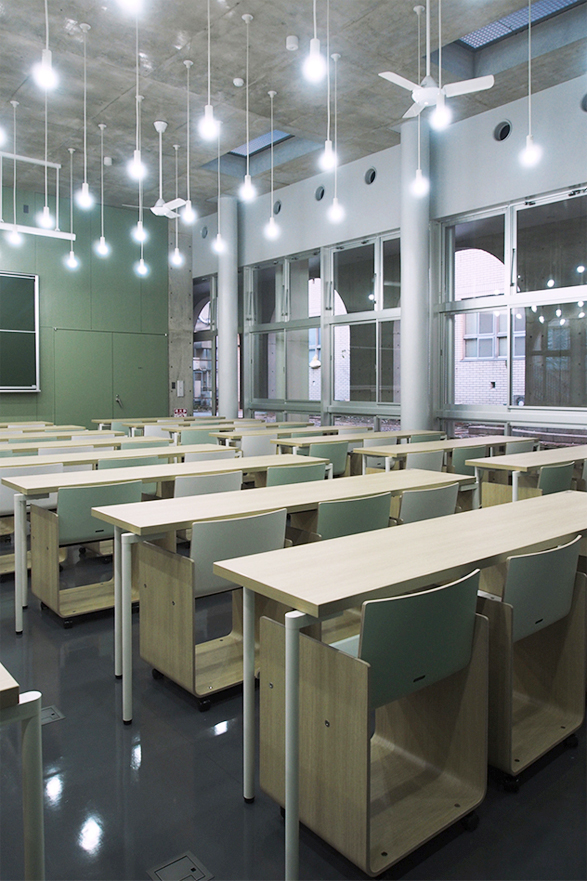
[
  {"left": 214, "top": 490, "right": 587, "bottom": 880},
  {"left": 0, "top": 424, "right": 85, "bottom": 435},
  {"left": 0, "top": 420, "right": 53, "bottom": 428},
  {"left": 6, "top": 450, "right": 307, "bottom": 633},
  {"left": 92, "top": 468, "right": 475, "bottom": 723},
  {"left": 469, "top": 444, "right": 587, "bottom": 503},
  {"left": 353, "top": 435, "right": 532, "bottom": 473},
  {"left": 0, "top": 428, "right": 105, "bottom": 442},
  {"left": 272, "top": 429, "right": 427, "bottom": 455},
  {"left": 212, "top": 426, "right": 349, "bottom": 445},
  {"left": 5, "top": 435, "right": 171, "bottom": 455}
]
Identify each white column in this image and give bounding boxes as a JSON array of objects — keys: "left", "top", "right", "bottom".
[
  {"left": 400, "top": 118, "right": 432, "bottom": 430},
  {"left": 217, "top": 195, "right": 239, "bottom": 418}
]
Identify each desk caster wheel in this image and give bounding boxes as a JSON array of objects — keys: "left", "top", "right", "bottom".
[
  {"left": 503, "top": 774, "right": 520, "bottom": 793},
  {"left": 197, "top": 698, "right": 211, "bottom": 712},
  {"left": 564, "top": 733, "right": 579, "bottom": 749},
  {"left": 460, "top": 811, "right": 479, "bottom": 831},
  {"left": 152, "top": 668, "right": 164, "bottom": 680}
]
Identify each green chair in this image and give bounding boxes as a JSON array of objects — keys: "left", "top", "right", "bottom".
[
  {"left": 98, "top": 456, "right": 161, "bottom": 496},
  {"left": 292, "top": 430, "right": 327, "bottom": 456},
  {"left": 179, "top": 428, "right": 220, "bottom": 445},
  {"left": 477, "top": 535, "right": 584, "bottom": 786},
  {"left": 266, "top": 462, "right": 326, "bottom": 486},
  {"left": 183, "top": 448, "right": 239, "bottom": 462},
  {"left": 361, "top": 435, "right": 396, "bottom": 471},
  {"left": 56, "top": 481, "right": 143, "bottom": 545},
  {"left": 405, "top": 449, "right": 444, "bottom": 471},
  {"left": 144, "top": 424, "right": 171, "bottom": 439},
  {"left": 315, "top": 492, "right": 391, "bottom": 540},
  {"left": 9, "top": 435, "right": 60, "bottom": 444},
  {"left": 409, "top": 432, "right": 445, "bottom": 443},
  {"left": 537, "top": 461, "right": 574, "bottom": 495},
  {"left": 451, "top": 445, "right": 487, "bottom": 476},
  {"left": 259, "top": 569, "right": 487, "bottom": 875},
  {"left": 309, "top": 441, "right": 348, "bottom": 478},
  {"left": 0, "top": 448, "right": 14, "bottom": 457},
  {"left": 111, "top": 421, "right": 131, "bottom": 435},
  {"left": 505, "top": 440, "right": 536, "bottom": 454},
  {"left": 396, "top": 482, "right": 459, "bottom": 525},
  {"left": 240, "top": 434, "right": 277, "bottom": 457},
  {"left": 174, "top": 470, "right": 242, "bottom": 498}
]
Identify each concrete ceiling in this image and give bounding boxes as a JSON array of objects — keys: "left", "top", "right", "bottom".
[{"left": 0, "top": 0, "right": 585, "bottom": 216}]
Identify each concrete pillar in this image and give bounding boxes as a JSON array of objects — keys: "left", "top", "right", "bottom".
[
  {"left": 400, "top": 117, "right": 432, "bottom": 429},
  {"left": 217, "top": 195, "right": 239, "bottom": 417},
  {"left": 168, "top": 221, "right": 194, "bottom": 415}
]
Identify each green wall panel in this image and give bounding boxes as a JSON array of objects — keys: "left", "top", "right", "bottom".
[
  {"left": 112, "top": 332, "right": 168, "bottom": 418},
  {"left": 54, "top": 330, "right": 113, "bottom": 427},
  {"left": 139, "top": 213, "right": 168, "bottom": 334},
  {"left": 90, "top": 206, "right": 143, "bottom": 333},
  {"left": 37, "top": 325, "right": 55, "bottom": 422}
]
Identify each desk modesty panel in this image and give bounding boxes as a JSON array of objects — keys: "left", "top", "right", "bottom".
[{"left": 214, "top": 491, "right": 587, "bottom": 619}]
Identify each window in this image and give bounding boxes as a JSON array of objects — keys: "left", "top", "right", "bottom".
[
  {"left": 382, "top": 238, "right": 401, "bottom": 309},
  {"left": 516, "top": 195, "right": 587, "bottom": 293},
  {"left": 333, "top": 242, "right": 375, "bottom": 314},
  {"left": 0, "top": 272, "right": 39, "bottom": 392},
  {"left": 462, "top": 311, "right": 507, "bottom": 359}
]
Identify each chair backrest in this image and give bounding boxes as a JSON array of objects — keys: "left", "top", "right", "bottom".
[
  {"left": 174, "top": 470, "right": 242, "bottom": 498},
  {"left": 183, "top": 449, "right": 239, "bottom": 462},
  {"left": 57, "top": 481, "right": 143, "bottom": 545},
  {"left": 409, "top": 432, "right": 445, "bottom": 443},
  {"left": 111, "top": 421, "right": 130, "bottom": 435},
  {"left": 503, "top": 534, "right": 581, "bottom": 642},
  {"left": 8, "top": 423, "right": 45, "bottom": 429},
  {"left": 316, "top": 492, "right": 391, "bottom": 541},
  {"left": 0, "top": 448, "right": 14, "bottom": 457},
  {"left": 451, "top": 445, "right": 487, "bottom": 476},
  {"left": 362, "top": 435, "right": 397, "bottom": 448},
  {"left": 399, "top": 482, "right": 459, "bottom": 524},
  {"left": 179, "top": 428, "right": 220, "bottom": 445},
  {"left": 405, "top": 450, "right": 444, "bottom": 471},
  {"left": 10, "top": 435, "right": 60, "bottom": 444},
  {"left": 360, "top": 569, "right": 480, "bottom": 708},
  {"left": 537, "top": 461, "right": 574, "bottom": 495},
  {"left": 47, "top": 447, "right": 95, "bottom": 473},
  {"left": 97, "top": 456, "right": 161, "bottom": 470},
  {"left": 144, "top": 424, "right": 171, "bottom": 438},
  {"left": 309, "top": 441, "right": 348, "bottom": 477},
  {"left": 266, "top": 462, "right": 326, "bottom": 486},
  {"left": 0, "top": 463, "right": 64, "bottom": 516},
  {"left": 505, "top": 440, "right": 535, "bottom": 454},
  {"left": 189, "top": 508, "right": 287, "bottom": 597},
  {"left": 121, "top": 440, "right": 169, "bottom": 449},
  {"left": 240, "top": 434, "right": 276, "bottom": 457}
]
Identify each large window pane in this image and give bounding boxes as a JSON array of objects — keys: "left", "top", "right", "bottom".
[
  {"left": 517, "top": 196, "right": 587, "bottom": 293},
  {"left": 289, "top": 253, "right": 321, "bottom": 319},
  {"left": 251, "top": 331, "right": 285, "bottom": 399},
  {"left": 451, "top": 215, "right": 505, "bottom": 300},
  {"left": 333, "top": 243, "right": 375, "bottom": 314},
  {"left": 286, "top": 328, "right": 321, "bottom": 401},
  {"left": 452, "top": 314, "right": 508, "bottom": 405},
  {"left": 379, "top": 320, "right": 401, "bottom": 402},
  {"left": 253, "top": 264, "right": 282, "bottom": 324},
  {"left": 333, "top": 323, "right": 376, "bottom": 402},
  {"left": 518, "top": 305, "right": 587, "bottom": 407},
  {"left": 382, "top": 238, "right": 400, "bottom": 309}
]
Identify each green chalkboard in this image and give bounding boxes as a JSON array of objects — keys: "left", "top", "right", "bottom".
[{"left": 0, "top": 272, "right": 39, "bottom": 391}]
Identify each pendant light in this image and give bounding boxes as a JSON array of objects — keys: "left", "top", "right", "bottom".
[
  {"left": 75, "top": 24, "right": 94, "bottom": 209},
  {"left": 264, "top": 91, "right": 279, "bottom": 240},
  {"left": 6, "top": 101, "right": 22, "bottom": 246},
  {"left": 127, "top": 14, "right": 146, "bottom": 182},
  {"left": 429, "top": 0, "right": 452, "bottom": 130},
  {"left": 181, "top": 60, "right": 196, "bottom": 224},
  {"left": 212, "top": 127, "right": 225, "bottom": 254},
  {"left": 170, "top": 144, "right": 184, "bottom": 266},
  {"left": 239, "top": 14, "right": 256, "bottom": 202},
  {"left": 133, "top": 95, "right": 148, "bottom": 276},
  {"left": 198, "top": 0, "right": 219, "bottom": 140},
  {"left": 319, "top": 0, "right": 336, "bottom": 171},
  {"left": 117, "top": 0, "right": 142, "bottom": 11},
  {"left": 95, "top": 124, "right": 110, "bottom": 256},
  {"left": 303, "top": 0, "right": 326, "bottom": 83},
  {"left": 411, "top": 7, "right": 430, "bottom": 197},
  {"left": 36, "top": 82, "right": 55, "bottom": 228},
  {"left": 327, "top": 54, "right": 344, "bottom": 223},
  {"left": 520, "top": 0, "right": 541, "bottom": 167},
  {"left": 65, "top": 148, "right": 79, "bottom": 268},
  {"left": 32, "top": 0, "right": 58, "bottom": 90}
]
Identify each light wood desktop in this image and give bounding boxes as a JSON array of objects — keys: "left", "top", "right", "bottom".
[
  {"left": 273, "top": 429, "right": 435, "bottom": 454},
  {"left": 212, "top": 425, "right": 342, "bottom": 444},
  {"left": 6, "top": 435, "right": 171, "bottom": 455},
  {"left": 6, "top": 453, "right": 323, "bottom": 632},
  {"left": 0, "top": 428, "right": 111, "bottom": 443},
  {"left": 0, "top": 424, "right": 85, "bottom": 435},
  {"left": 353, "top": 435, "right": 530, "bottom": 473},
  {"left": 91, "top": 468, "right": 476, "bottom": 723},
  {"left": 0, "top": 420, "right": 53, "bottom": 428},
  {"left": 470, "top": 444, "right": 587, "bottom": 503},
  {"left": 214, "top": 490, "right": 587, "bottom": 880}
]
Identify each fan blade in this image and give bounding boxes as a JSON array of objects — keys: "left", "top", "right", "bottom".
[
  {"left": 379, "top": 71, "right": 420, "bottom": 92},
  {"left": 164, "top": 198, "right": 186, "bottom": 211},
  {"left": 164, "top": 209, "right": 180, "bottom": 219},
  {"left": 403, "top": 102, "right": 423, "bottom": 119},
  {"left": 150, "top": 205, "right": 167, "bottom": 216},
  {"left": 443, "top": 74, "right": 494, "bottom": 98}
]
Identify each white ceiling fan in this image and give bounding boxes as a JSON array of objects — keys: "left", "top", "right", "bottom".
[
  {"left": 150, "top": 120, "right": 185, "bottom": 218},
  {"left": 379, "top": 0, "right": 494, "bottom": 122}
]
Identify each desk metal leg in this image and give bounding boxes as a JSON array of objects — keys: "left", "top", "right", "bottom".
[
  {"left": 114, "top": 527, "right": 123, "bottom": 678},
  {"left": 362, "top": 456, "right": 367, "bottom": 475},
  {"left": 512, "top": 470, "right": 520, "bottom": 502},
  {"left": 121, "top": 532, "right": 138, "bottom": 723},
  {"left": 1, "top": 690, "right": 45, "bottom": 880},
  {"left": 385, "top": 457, "right": 392, "bottom": 472},
  {"left": 285, "top": 609, "right": 314, "bottom": 881},
  {"left": 243, "top": 587, "right": 255, "bottom": 802},
  {"left": 14, "top": 493, "right": 27, "bottom": 634}
]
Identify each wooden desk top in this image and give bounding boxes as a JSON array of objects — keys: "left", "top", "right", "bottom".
[
  {"left": 3, "top": 454, "right": 328, "bottom": 497},
  {"left": 0, "top": 423, "right": 83, "bottom": 433},
  {"left": 92, "top": 416, "right": 229, "bottom": 425},
  {"left": 274, "top": 430, "right": 398, "bottom": 449},
  {"left": 0, "top": 663, "right": 19, "bottom": 710},
  {"left": 353, "top": 435, "right": 529, "bottom": 458},
  {"left": 211, "top": 425, "right": 338, "bottom": 440},
  {"left": 5, "top": 435, "right": 173, "bottom": 454},
  {"left": 214, "top": 491, "right": 587, "bottom": 618},
  {"left": 92, "top": 469, "right": 475, "bottom": 536},
  {"left": 0, "top": 421, "right": 53, "bottom": 428},
  {"left": 0, "top": 428, "right": 96, "bottom": 441},
  {"left": 470, "top": 444, "right": 587, "bottom": 473},
  {"left": 0, "top": 443, "right": 227, "bottom": 471}
]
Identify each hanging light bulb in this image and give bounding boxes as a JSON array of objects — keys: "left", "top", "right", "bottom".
[
  {"left": 327, "top": 54, "right": 344, "bottom": 224},
  {"left": 198, "top": 0, "right": 219, "bottom": 140},
  {"left": 36, "top": 81, "right": 55, "bottom": 228},
  {"left": 303, "top": 2, "right": 326, "bottom": 83},
  {"left": 239, "top": 174, "right": 256, "bottom": 202},
  {"left": 127, "top": 147, "right": 146, "bottom": 180},
  {"left": 132, "top": 220, "right": 147, "bottom": 242},
  {"left": 33, "top": 2, "right": 58, "bottom": 91},
  {"left": 37, "top": 204, "right": 54, "bottom": 229},
  {"left": 181, "top": 61, "right": 197, "bottom": 224},
  {"left": 520, "top": 133, "right": 541, "bottom": 167},
  {"left": 181, "top": 200, "right": 196, "bottom": 223},
  {"left": 327, "top": 196, "right": 344, "bottom": 223},
  {"left": 170, "top": 247, "right": 184, "bottom": 266},
  {"left": 319, "top": 1, "right": 336, "bottom": 171},
  {"left": 410, "top": 8, "right": 429, "bottom": 198},
  {"left": 65, "top": 147, "right": 79, "bottom": 269},
  {"left": 263, "top": 91, "right": 280, "bottom": 241},
  {"left": 76, "top": 181, "right": 94, "bottom": 209},
  {"left": 264, "top": 216, "right": 279, "bottom": 240},
  {"left": 430, "top": 92, "right": 452, "bottom": 130},
  {"left": 135, "top": 257, "right": 148, "bottom": 275},
  {"left": 320, "top": 139, "right": 337, "bottom": 171},
  {"left": 65, "top": 249, "right": 79, "bottom": 269},
  {"left": 170, "top": 144, "right": 184, "bottom": 266},
  {"left": 94, "top": 124, "right": 110, "bottom": 256},
  {"left": 75, "top": 24, "right": 94, "bottom": 209},
  {"left": 411, "top": 167, "right": 430, "bottom": 196},
  {"left": 520, "top": 0, "right": 541, "bottom": 167},
  {"left": 96, "top": 236, "right": 109, "bottom": 256},
  {"left": 6, "top": 228, "right": 23, "bottom": 246},
  {"left": 212, "top": 232, "right": 225, "bottom": 254},
  {"left": 117, "top": 0, "right": 142, "bottom": 11},
  {"left": 239, "top": 15, "right": 257, "bottom": 202}
]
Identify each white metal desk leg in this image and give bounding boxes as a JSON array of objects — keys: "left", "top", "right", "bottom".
[
  {"left": 473, "top": 467, "right": 481, "bottom": 509},
  {"left": 362, "top": 456, "right": 367, "bottom": 475},
  {"left": 512, "top": 470, "right": 520, "bottom": 502},
  {"left": 14, "top": 493, "right": 27, "bottom": 634},
  {"left": 385, "top": 457, "right": 392, "bottom": 472},
  {"left": 121, "top": 533, "right": 136, "bottom": 723},
  {"left": 285, "top": 610, "right": 314, "bottom": 881},
  {"left": 243, "top": 587, "right": 255, "bottom": 802},
  {"left": 114, "top": 527, "right": 123, "bottom": 678}
]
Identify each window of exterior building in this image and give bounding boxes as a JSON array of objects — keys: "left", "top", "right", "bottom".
[
  {"left": 516, "top": 195, "right": 587, "bottom": 293},
  {"left": 193, "top": 278, "right": 215, "bottom": 413},
  {"left": 333, "top": 242, "right": 375, "bottom": 314}
]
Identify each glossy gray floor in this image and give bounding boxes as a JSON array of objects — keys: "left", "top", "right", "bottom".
[{"left": 0, "top": 549, "right": 585, "bottom": 881}]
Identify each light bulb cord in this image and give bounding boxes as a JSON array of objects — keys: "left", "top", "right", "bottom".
[
  {"left": 186, "top": 63, "right": 191, "bottom": 199},
  {"left": 83, "top": 28, "right": 88, "bottom": 183},
  {"left": 207, "top": 0, "right": 212, "bottom": 106},
  {"left": 44, "top": 0, "right": 50, "bottom": 51},
  {"left": 333, "top": 55, "right": 338, "bottom": 199},
  {"left": 245, "top": 18, "right": 250, "bottom": 177},
  {"left": 99, "top": 126, "right": 105, "bottom": 239},
  {"left": 438, "top": 0, "right": 442, "bottom": 90},
  {"left": 12, "top": 102, "right": 17, "bottom": 228},
  {"left": 269, "top": 92, "right": 274, "bottom": 216},
  {"left": 217, "top": 127, "right": 221, "bottom": 231},
  {"left": 174, "top": 144, "right": 179, "bottom": 248},
  {"left": 313, "top": 0, "right": 318, "bottom": 40},
  {"left": 325, "top": 0, "right": 331, "bottom": 140},
  {"left": 528, "top": 0, "right": 533, "bottom": 137},
  {"left": 69, "top": 149, "right": 74, "bottom": 243},
  {"left": 44, "top": 89, "right": 49, "bottom": 208}
]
